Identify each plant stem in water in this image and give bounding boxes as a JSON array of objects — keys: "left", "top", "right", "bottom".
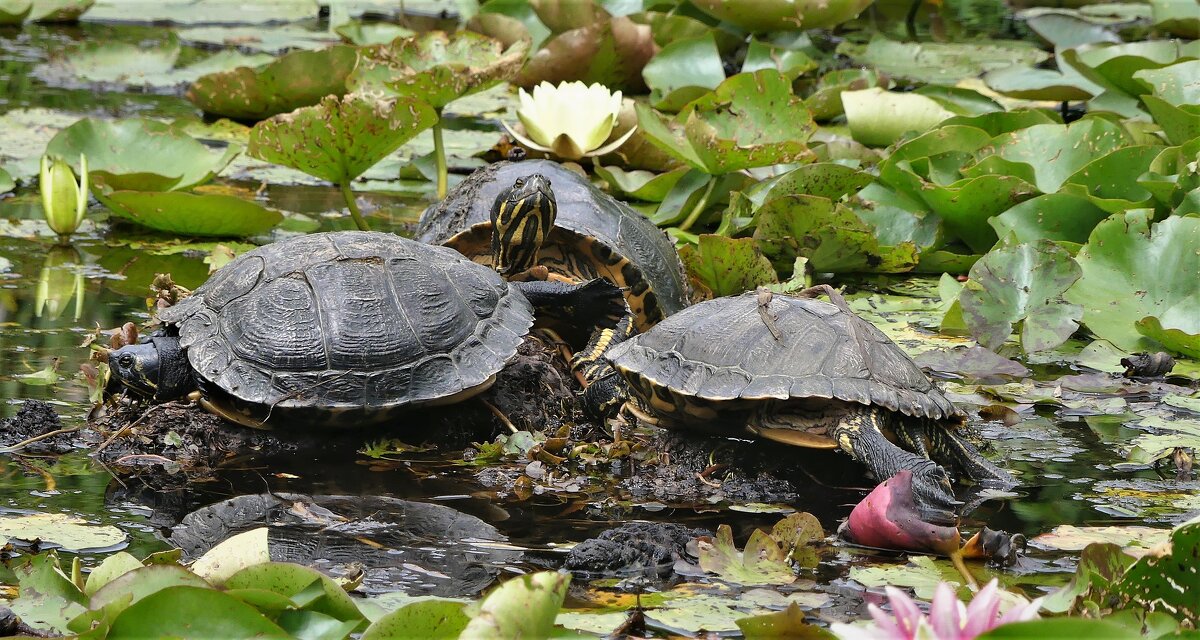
[
  {"left": 678, "top": 176, "right": 717, "bottom": 232},
  {"left": 433, "top": 111, "right": 448, "bottom": 200},
  {"left": 340, "top": 181, "right": 370, "bottom": 231}
]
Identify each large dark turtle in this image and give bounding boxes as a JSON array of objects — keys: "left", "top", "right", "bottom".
[
  {"left": 106, "top": 231, "right": 621, "bottom": 428},
  {"left": 415, "top": 159, "right": 689, "bottom": 333},
  {"left": 597, "top": 288, "right": 1014, "bottom": 523}
]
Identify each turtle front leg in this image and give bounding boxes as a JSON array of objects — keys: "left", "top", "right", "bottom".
[
  {"left": 830, "top": 406, "right": 961, "bottom": 525},
  {"left": 897, "top": 420, "right": 1016, "bottom": 487}
]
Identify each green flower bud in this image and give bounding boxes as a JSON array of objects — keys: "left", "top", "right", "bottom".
[{"left": 39, "top": 154, "right": 88, "bottom": 236}]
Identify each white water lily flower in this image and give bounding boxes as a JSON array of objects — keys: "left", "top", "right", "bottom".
[
  {"left": 39, "top": 153, "right": 88, "bottom": 237},
  {"left": 505, "top": 81, "right": 637, "bottom": 161}
]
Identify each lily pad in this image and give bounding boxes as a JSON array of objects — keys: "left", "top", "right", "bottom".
[
  {"left": 361, "top": 600, "right": 469, "bottom": 640},
  {"left": 679, "top": 235, "right": 777, "bottom": 298},
  {"left": 86, "top": 0, "right": 317, "bottom": 23},
  {"left": 1135, "top": 316, "right": 1200, "bottom": 359},
  {"left": 83, "top": 552, "right": 144, "bottom": 596},
  {"left": 224, "top": 562, "right": 363, "bottom": 624},
  {"left": 28, "top": 0, "right": 91, "bottom": 21},
  {"left": 698, "top": 525, "right": 795, "bottom": 586},
  {"left": 967, "top": 118, "right": 1131, "bottom": 195},
  {"left": 637, "top": 70, "right": 816, "bottom": 175},
  {"left": 46, "top": 117, "right": 238, "bottom": 192},
  {"left": 959, "top": 240, "right": 1082, "bottom": 352},
  {"left": 334, "top": 20, "right": 415, "bottom": 46},
  {"left": 12, "top": 553, "right": 86, "bottom": 633},
  {"left": 459, "top": 572, "right": 569, "bottom": 640},
  {"left": 753, "top": 195, "right": 920, "bottom": 274},
  {"left": 0, "top": 166, "right": 13, "bottom": 193},
  {"left": 641, "top": 34, "right": 725, "bottom": 112},
  {"left": 248, "top": 93, "right": 437, "bottom": 185},
  {"left": 805, "top": 68, "right": 885, "bottom": 121},
  {"left": 106, "top": 586, "right": 288, "bottom": 639},
  {"left": 842, "top": 88, "right": 956, "bottom": 147},
  {"left": 849, "top": 555, "right": 958, "bottom": 600},
  {"left": 349, "top": 31, "right": 528, "bottom": 110},
  {"left": 1031, "top": 524, "right": 1171, "bottom": 553},
  {"left": 989, "top": 193, "right": 1111, "bottom": 245},
  {"left": 517, "top": 16, "right": 655, "bottom": 92},
  {"left": 690, "top": 0, "right": 873, "bottom": 32},
  {"left": 838, "top": 37, "right": 1048, "bottom": 85},
  {"left": 178, "top": 25, "right": 338, "bottom": 53},
  {"left": 593, "top": 165, "right": 686, "bottom": 202},
  {"left": 1150, "top": 0, "right": 1200, "bottom": 37},
  {"left": 96, "top": 188, "right": 283, "bottom": 237},
  {"left": 0, "top": 513, "right": 125, "bottom": 551},
  {"left": 190, "top": 528, "right": 270, "bottom": 584},
  {"left": 983, "top": 64, "right": 1097, "bottom": 102},
  {"left": 186, "top": 45, "right": 358, "bottom": 120},
  {"left": 0, "top": 0, "right": 32, "bottom": 23},
  {"left": 1115, "top": 519, "right": 1200, "bottom": 621},
  {"left": 1066, "top": 211, "right": 1200, "bottom": 354}
]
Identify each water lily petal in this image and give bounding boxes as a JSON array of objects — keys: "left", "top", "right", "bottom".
[
  {"left": 549, "top": 132, "right": 587, "bottom": 161},
  {"left": 581, "top": 125, "right": 638, "bottom": 158},
  {"left": 885, "top": 586, "right": 925, "bottom": 638},
  {"left": 928, "top": 582, "right": 964, "bottom": 639},
  {"left": 502, "top": 121, "right": 555, "bottom": 154},
  {"left": 831, "top": 621, "right": 890, "bottom": 640},
  {"left": 867, "top": 603, "right": 908, "bottom": 639},
  {"left": 961, "top": 579, "right": 1002, "bottom": 637},
  {"left": 996, "top": 596, "right": 1044, "bottom": 626}
]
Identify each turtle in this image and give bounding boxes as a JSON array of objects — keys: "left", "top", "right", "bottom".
[
  {"left": 591, "top": 287, "right": 1015, "bottom": 523},
  {"left": 415, "top": 159, "right": 689, "bottom": 334},
  {"left": 105, "top": 231, "right": 623, "bottom": 429}
]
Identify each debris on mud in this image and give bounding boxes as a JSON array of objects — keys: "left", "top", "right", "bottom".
[
  {"left": 0, "top": 400, "right": 77, "bottom": 454},
  {"left": 564, "top": 521, "right": 711, "bottom": 580}
]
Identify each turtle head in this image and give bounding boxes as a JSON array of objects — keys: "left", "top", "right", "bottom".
[
  {"left": 108, "top": 336, "right": 194, "bottom": 402},
  {"left": 490, "top": 174, "right": 556, "bottom": 276}
]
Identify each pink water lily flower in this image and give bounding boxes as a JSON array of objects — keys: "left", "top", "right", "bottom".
[{"left": 831, "top": 579, "right": 1043, "bottom": 640}]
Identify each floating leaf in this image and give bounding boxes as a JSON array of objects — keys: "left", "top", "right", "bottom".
[
  {"left": 959, "top": 240, "right": 1082, "bottom": 352},
  {"left": 698, "top": 525, "right": 795, "bottom": 586},
  {"left": 1127, "top": 416, "right": 1200, "bottom": 464},
  {"left": 349, "top": 31, "right": 527, "bottom": 110},
  {"left": 637, "top": 70, "right": 816, "bottom": 175},
  {"left": 83, "top": 552, "right": 144, "bottom": 596},
  {"left": 0, "top": 513, "right": 125, "bottom": 551},
  {"left": 459, "top": 571, "right": 569, "bottom": 640},
  {"left": 84, "top": 0, "right": 317, "bottom": 24},
  {"left": 983, "top": 64, "right": 1097, "bottom": 102},
  {"left": 838, "top": 37, "right": 1048, "bottom": 85},
  {"left": 966, "top": 118, "right": 1131, "bottom": 195},
  {"left": 1066, "top": 212, "right": 1200, "bottom": 354},
  {"left": 1150, "top": 0, "right": 1200, "bottom": 37},
  {"left": 849, "top": 555, "right": 957, "bottom": 599},
  {"left": 679, "top": 235, "right": 777, "bottom": 298},
  {"left": 179, "top": 25, "right": 339, "bottom": 53},
  {"left": 690, "top": 0, "right": 872, "bottom": 31},
  {"left": 1030, "top": 524, "right": 1171, "bottom": 553},
  {"left": 1115, "top": 520, "right": 1200, "bottom": 621},
  {"left": 95, "top": 188, "right": 283, "bottom": 237},
  {"left": 736, "top": 603, "right": 835, "bottom": 639},
  {"left": 805, "top": 68, "right": 885, "bottom": 121},
  {"left": 190, "top": 528, "right": 269, "bottom": 584},
  {"left": 224, "top": 562, "right": 363, "bottom": 624},
  {"left": 0, "top": 166, "right": 13, "bottom": 193},
  {"left": 106, "top": 586, "right": 288, "bottom": 639},
  {"left": 247, "top": 93, "right": 437, "bottom": 185},
  {"left": 0, "top": 0, "right": 32, "bottom": 24},
  {"left": 842, "top": 88, "right": 956, "bottom": 147},
  {"left": 12, "top": 552, "right": 86, "bottom": 633},
  {"left": 642, "top": 34, "right": 725, "bottom": 111},
  {"left": 186, "top": 45, "right": 358, "bottom": 120},
  {"left": 978, "top": 618, "right": 1144, "bottom": 639},
  {"left": 753, "top": 194, "right": 920, "bottom": 274},
  {"left": 46, "top": 117, "right": 238, "bottom": 192},
  {"left": 518, "top": 16, "right": 655, "bottom": 92},
  {"left": 362, "top": 599, "right": 470, "bottom": 640},
  {"left": 989, "top": 193, "right": 1110, "bottom": 245}
]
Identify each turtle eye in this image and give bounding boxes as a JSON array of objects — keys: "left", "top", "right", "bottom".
[
  {"left": 118, "top": 353, "right": 134, "bottom": 369},
  {"left": 513, "top": 178, "right": 524, "bottom": 190}
]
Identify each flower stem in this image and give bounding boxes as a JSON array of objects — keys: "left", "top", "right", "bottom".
[
  {"left": 340, "top": 181, "right": 370, "bottom": 231},
  {"left": 433, "top": 111, "right": 448, "bottom": 200},
  {"left": 678, "top": 176, "right": 717, "bottom": 232}
]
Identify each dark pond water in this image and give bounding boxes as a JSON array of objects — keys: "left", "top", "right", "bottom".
[{"left": 1, "top": 17, "right": 1196, "bottom": 620}]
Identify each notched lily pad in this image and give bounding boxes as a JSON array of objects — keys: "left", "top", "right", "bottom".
[
  {"left": 95, "top": 187, "right": 283, "bottom": 237},
  {"left": 679, "top": 235, "right": 777, "bottom": 298},
  {"left": 518, "top": 16, "right": 655, "bottom": 92},
  {"left": 0, "top": 513, "right": 125, "bottom": 551},
  {"left": 691, "top": 0, "right": 873, "bottom": 32},
  {"left": 698, "top": 525, "right": 796, "bottom": 586}
]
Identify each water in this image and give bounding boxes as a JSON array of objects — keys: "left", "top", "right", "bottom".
[{"left": 1, "top": 16, "right": 1195, "bottom": 620}]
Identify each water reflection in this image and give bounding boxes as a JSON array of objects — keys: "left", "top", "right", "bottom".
[{"left": 35, "top": 244, "right": 84, "bottom": 320}]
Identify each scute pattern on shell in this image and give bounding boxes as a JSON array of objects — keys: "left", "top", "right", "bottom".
[
  {"left": 158, "top": 232, "right": 534, "bottom": 411},
  {"left": 415, "top": 159, "right": 690, "bottom": 320},
  {"left": 605, "top": 292, "right": 962, "bottom": 421}
]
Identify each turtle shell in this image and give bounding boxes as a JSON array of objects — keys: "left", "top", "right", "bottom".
[
  {"left": 415, "top": 160, "right": 689, "bottom": 332},
  {"left": 157, "top": 231, "right": 534, "bottom": 426},
  {"left": 605, "top": 292, "right": 962, "bottom": 428}
]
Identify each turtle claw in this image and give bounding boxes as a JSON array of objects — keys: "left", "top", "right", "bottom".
[{"left": 908, "top": 461, "right": 962, "bottom": 526}]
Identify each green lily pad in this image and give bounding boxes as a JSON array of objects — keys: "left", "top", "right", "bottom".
[
  {"left": 190, "top": 528, "right": 269, "bottom": 584},
  {"left": 349, "top": 31, "right": 528, "bottom": 110},
  {"left": 247, "top": 93, "right": 437, "bottom": 185},
  {"left": 849, "top": 555, "right": 958, "bottom": 600},
  {"left": 753, "top": 194, "right": 920, "bottom": 274},
  {"left": 989, "top": 193, "right": 1111, "bottom": 244},
  {"left": 593, "top": 165, "right": 686, "bottom": 202},
  {"left": 680, "top": 235, "right": 777, "bottom": 298},
  {"left": 941, "top": 109, "right": 1060, "bottom": 137},
  {"left": 690, "top": 0, "right": 872, "bottom": 32},
  {"left": 28, "top": 0, "right": 91, "bottom": 21},
  {"left": 742, "top": 38, "right": 816, "bottom": 80},
  {"left": 736, "top": 603, "right": 835, "bottom": 639},
  {"left": 530, "top": 0, "right": 609, "bottom": 33},
  {"left": 459, "top": 572, "right": 569, "bottom": 639},
  {"left": 1059, "top": 144, "right": 1161, "bottom": 213},
  {"left": 1127, "top": 416, "right": 1200, "bottom": 464},
  {"left": 959, "top": 240, "right": 1082, "bottom": 352},
  {"left": 186, "top": 45, "right": 358, "bottom": 120},
  {"left": 1132, "top": 59, "right": 1200, "bottom": 107},
  {"left": 979, "top": 619, "right": 1145, "bottom": 639},
  {"left": 224, "top": 562, "right": 363, "bottom": 624},
  {"left": 838, "top": 37, "right": 1048, "bottom": 85},
  {"left": 744, "top": 163, "right": 873, "bottom": 207},
  {"left": 1066, "top": 211, "right": 1200, "bottom": 354},
  {"left": 842, "top": 88, "right": 957, "bottom": 147},
  {"left": 913, "top": 85, "right": 1003, "bottom": 117},
  {"left": 1061, "top": 40, "right": 1200, "bottom": 101},
  {"left": 805, "top": 68, "right": 884, "bottom": 121},
  {"left": 472, "top": 0, "right": 552, "bottom": 51},
  {"left": 1150, "top": 0, "right": 1200, "bottom": 37},
  {"left": 983, "top": 64, "right": 1097, "bottom": 102},
  {"left": 1141, "top": 95, "right": 1200, "bottom": 146},
  {"left": 641, "top": 34, "right": 725, "bottom": 112},
  {"left": 2, "top": 511, "right": 122, "bottom": 553},
  {"left": 1021, "top": 9, "right": 1122, "bottom": 49},
  {"left": 96, "top": 189, "right": 282, "bottom": 237},
  {"left": 361, "top": 600, "right": 468, "bottom": 640},
  {"left": 12, "top": 553, "right": 86, "bottom": 633},
  {"left": 106, "top": 586, "right": 288, "bottom": 639},
  {"left": 334, "top": 20, "right": 415, "bottom": 46},
  {"left": 967, "top": 118, "right": 1131, "bottom": 195},
  {"left": 83, "top": 552, "right": 145, "bottom": 596},
  {"left": 86, "top": 0, "right": 317, "bottom": 23},
  {"left": 46, "top": 117, "right": 238, "bottom": 191},
  {"left": 0, "top": 166, "right": 13, "bottom": 193},
  {"left": 1135, "top": 316, "right": 1200, "bottom": 359},
  {"left": 698, "top": 525, "right": 795, "bottom": 586},
  {"left": 517, "top": 16, "right": 656, "bottom": 92},
  {"left": 918, "top": 173, "right": 1037, "bottom": 254},
  {"left": 638, "top": 70, "right": 815, "bottom": 175}
]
